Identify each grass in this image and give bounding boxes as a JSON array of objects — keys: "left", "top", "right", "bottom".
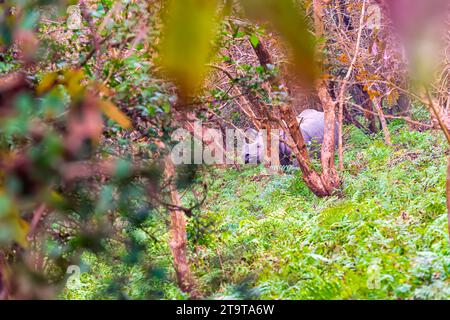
[{"left": 63, "top": 123, "right": 450, "bottom": 300}]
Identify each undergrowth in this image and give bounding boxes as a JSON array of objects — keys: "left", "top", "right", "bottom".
[{"left": 63, "top": 124, "right": 450, "bottom": 300}]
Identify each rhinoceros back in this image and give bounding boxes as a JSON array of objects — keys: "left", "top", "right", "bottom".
[{"left": 298, "top": 109, "right": 338, "bottom": 148}]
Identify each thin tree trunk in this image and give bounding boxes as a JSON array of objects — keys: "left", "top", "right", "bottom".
[
  {"left": 279, "top": 105, "right": 332, "bottom": 196},
  {"left": 373, "top": 97, "right": 392, "bottom": 145},
  {"left": 337, "top": 0, "right": 366, "bottom": 171},
  {"left": 314, "top": 0, "right": 340, "bottom": 191},
  {"left": 447, "top": 157, "right": 450, "bottom": 240},
  {"left": 252, "top": 39, "right": 336, "bottom": 196},
  {"left": 425, "top": 89, "right": 450, "bottom": 243},
  {"left": 265, "top": 124, "right": 282, "bottom": 174},
  {"left": 317, "top": 80, "right": 340, "bottom": 191},
  {"left": 163, "top": 156, "right": 197, "bottom": 296}
]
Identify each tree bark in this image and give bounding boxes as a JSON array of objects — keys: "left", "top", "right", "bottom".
[
  {"left": 373, "top": 97, "right": 392, "bottom": 145},
  {"left": 163, "top": 156, "right": 197, "bottom": 296},
  {"left": 251, "top": 32, "right": 340, "bottom": 196},
  {"left": 280, "top": 105, "right": 333, "bottom": 196},
  {"left": 447, "top": 157, "right": 450, "bottom": 240},
  {"left": 317, "top": 80, "right": 340, "bottom": 191},
  {"left": 425, "top": 89, "right": 450, "bottom": 243},
  {"left": 337, "top": 0, "right": 367, "bottom": 171},
  {"left": 313, "top": 0, "right": 340, "bottom": 191},
  {"left": 252, "top": 39, "right": 337, "bottom": 196}
]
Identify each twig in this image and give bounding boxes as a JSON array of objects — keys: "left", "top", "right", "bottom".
[
  {"left": 28, "top": 204, "right": 47, "bottom": 238},
  {"left": 348, "top": 101, "right": 433, "bottom": 129},
  {"left": 337, "top": 0, "right": 366, "bottom": 171}
]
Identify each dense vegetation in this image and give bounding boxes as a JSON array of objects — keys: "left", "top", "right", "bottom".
[
  {"left": 1, "top": 0, "right": 449, "bottom": 300},
  {"left": 63, "top": 124, "right": 450, "bottom": 299}
]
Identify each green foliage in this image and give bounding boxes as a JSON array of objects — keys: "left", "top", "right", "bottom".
[
  {"left": 0, "top": 0, "right": 180, "bottom": 299},
  {"left": 1, "top": 0, "right": 449, "bottom": 301},
  {"left": 63, "top": 125, "right": 450, "bottom": 300}
]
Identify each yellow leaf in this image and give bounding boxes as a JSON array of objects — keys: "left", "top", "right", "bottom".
[
  {"left": 37, "top": 72, "right": 58, "bottom": 95},
  {"left": 0, "top": 203, "right": 29, "bottom": 248},
  {"left": 100, "top": 100, "right": 132, "bottom": 130},
  {"left": 64, "top": 69, "right": 86, "bottom": 100},
  {"left": 16, "top": 218, "right": 30, "bottom": 248},
  {"left": 46, "top": 190, "right": 66, "bottom": 208},
  {"left": 338, "top": 53, "right": 349, "bottom": 64},
  {"left": 368, "top": 89, "right": 380, "bottom": 101},
  {"left": 50, "top": 190, "right": 64, "bottom": 202}
]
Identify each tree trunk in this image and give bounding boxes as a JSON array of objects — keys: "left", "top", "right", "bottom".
[
  {"left": 337, "top": 0, "right": 367, "bottom": 171},
  {"left": 252, "top": 38, "right": 337, "bottom": 196},
  {"left": 317, "top": 80, "right": 340, "bottom": 190},
  {"left": 373, "top": 97, "right": 392, "bottom": 145},
  {"left": 251, "top": 28, "right": 341, "bottom": 196},
  {"left": 425, "top": 89, "right": 450, "bottom": 243},
  {"left": 313, "top": 0, "right": 340, "bottom": 190},
  {"left": 163, "top": 156, "right": 197, "bottom": 296},
  {"left": 280, "top": 105, "right": 333, "bottom": 196},
  {"left": 447, "top": 157, "right": 450, "bottom": 240}
]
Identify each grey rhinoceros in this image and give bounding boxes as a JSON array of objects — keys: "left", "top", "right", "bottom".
[{"left": 241, "top": 109, "right": 339, "bottom": 166}]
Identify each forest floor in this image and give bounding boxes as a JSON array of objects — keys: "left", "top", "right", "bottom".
[{"left": 64, "top": 122, "right": 450, "bottom": 300}]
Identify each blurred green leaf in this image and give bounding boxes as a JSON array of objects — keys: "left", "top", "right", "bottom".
[
  {"left": 249, "top": 34, "right": 259, "bottom": 48},
  {"left": 241, "top": 0, "right": 317, "bottom": 85},
  {"left": 160, "top": 0, "right": 219, "bottom": 97}
]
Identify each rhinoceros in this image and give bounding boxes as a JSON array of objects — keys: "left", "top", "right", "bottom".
[
  {"left": 241, "top": 109, "right": 339, "bottom": 166},
  {"left": 242, "top": 128, "right": 264, "bottom": 164}
]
